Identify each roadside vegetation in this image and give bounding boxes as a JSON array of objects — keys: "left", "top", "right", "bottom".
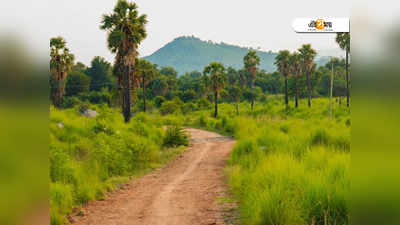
[
  {"left": 183, "top": 99, "right": 350, "bottom": 225},
  {"left": 50, "top": 105, "right": 188, "bottom": 225}
]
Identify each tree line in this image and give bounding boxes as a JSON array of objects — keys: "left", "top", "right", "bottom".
[{"left": 50, "top": 0, "right": 350, "bottom": 121}]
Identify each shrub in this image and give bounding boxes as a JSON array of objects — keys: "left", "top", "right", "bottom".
[
  {"left": 62, "top": 96, "right": 82, "bottom": 109},
  {"left": 154, "top": 96, "right": 166, "bottom": 108},
  {"left": 163, "top": 125, "right": 189, "bottom": 147},
  {"left": 88, "top": 91, "right": 111, "bottom": 105},
  {"left": 159, "top": 100, "right": 182, "bottom": 115}
]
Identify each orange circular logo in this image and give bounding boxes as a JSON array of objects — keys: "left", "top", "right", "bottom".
[{"left": 315, "top": 19, "right": 325, "bottom": 30}]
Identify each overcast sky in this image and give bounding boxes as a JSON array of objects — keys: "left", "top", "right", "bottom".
[{"left": 2, "top": 0, "right": 350, "bottom": 65}]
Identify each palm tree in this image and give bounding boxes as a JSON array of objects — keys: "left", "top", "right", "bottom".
[
  {"left": 203, "top": 62, "right": 227, "bottom": 118},
  {"left": 243, "top": 50, "right": 260, "bottom": 110},
  {"left": 289, "top": 52, "right": 302, "bottom": 108},
  {"left": 298, "top": 44, "right": 317, "bottom": 107},
  {"left": 100, "top": 0, "right": 147, "bottom": 123},
  {"left": 50, "top": 37, "right": 74, "bottom": 108},
  {"left": 336, "top": 32, "right": 350, "bottom": 107},
  {"left": 136, "top": 59, "right": 157, "bottom": 112},
  {"left": 275, "top": 50, "right": 291, "bottom": 108}
]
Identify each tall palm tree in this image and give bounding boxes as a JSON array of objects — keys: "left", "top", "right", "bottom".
[
  {"left": 243, "top": 50, "right": 260, "bottom": 110},
  {"left": 298, "top": 44, "right": 317, "bottom": 107},
  {"left": 100, "top": 0, "right": 147, "bottom": 123},
  {"left": 289, "top": 52, "right": 302, "bottom": 108},
  {"left": 50, "top": 37, "right": 74, "bottom": 108},
  {"left": 336, "top": 32, "right": 350, "bottom": 107},
  {"left": 203, "top": 62, "right": 227, "bottom": 118},
  {"left": 275, "top": 50, "right": 291, "bottom": 108},
  {"left": 136, "top": 59, "right": 157, "bottom": 112}
]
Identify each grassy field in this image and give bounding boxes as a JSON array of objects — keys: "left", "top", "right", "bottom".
[
  {"left": 49, "top": 105, "right": 187, "bottom": 225},
  {"left": 50, "top": 97, "right": 350, "bottom": 225},
  {"left": 182, "top": 98, "right": 350, "bottom": 225}
]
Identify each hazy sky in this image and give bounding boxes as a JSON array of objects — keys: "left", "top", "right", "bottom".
[{"left": 2, "top": 0, "right": 350, "bottom": 65}]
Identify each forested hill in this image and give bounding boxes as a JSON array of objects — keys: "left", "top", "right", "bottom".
[{"left": 144, "top": 36, "right": 278, "bottom": 75}]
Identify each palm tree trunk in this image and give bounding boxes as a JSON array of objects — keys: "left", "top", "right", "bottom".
[
  {"left": 251, "top": 80, "right": 254, "bottom": 111},
  {"left": 123, "top": 65, "right": 131, "bottom": 123},
  {"left": 236, "top": 102, "right": 239, "bottom": 116},
  {"left": 295, "top": 77, "right": 298, "bottom": 108},
  {"left": 285, "top": 76, "right": 289, "bottom": 107},
  {"left": 345, "top": 49, "right": 350, "bottom": 107},
  {"left": 307, "top": 72, "right": 311, "bottom": 107},
  {"left": 214, "top": 91, "right": 218, "bottom": 118},
  {"left": 142, "top": 77, "right": 146, "bottom": 112}
]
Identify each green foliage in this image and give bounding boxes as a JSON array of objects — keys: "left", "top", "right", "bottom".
[
  {"left": 163, "top": 125, "right": 189, "bottom": 148},
  {"left": 65, "top": 71, "right": 91, "bottom": 96},
  {"left": 86, "top": 56, "right": 114, "bottom": 92},
  {"left": 50, "top": 105, "right": 184, "bottom": 224},
  {"left": 183, "top": 98, "right": 350, "bottom": 225},
  {"left": 159, "top": 98, "right": 183, "bottom": 115}
]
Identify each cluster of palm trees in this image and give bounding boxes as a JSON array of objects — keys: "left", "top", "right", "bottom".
[
  {"left": 275, "top": 33, "right": 350, "bottom": 109},
  {"left": 202, "top": 50, "right": 261, "bottom": 118},
  {"left": 50, "top": 0, "right": 350, "bottom": 122},
  {"left": 275, "top": 44, "right": 317, "bottom": 108}
]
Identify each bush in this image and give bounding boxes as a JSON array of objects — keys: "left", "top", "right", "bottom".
[
  {"left": 88, "top": 91, "right": 111, "bottom": 105},
  {"left": 154, "top": 96, "right": 166, "bottom": 108},
  {"left": 159, "top": 100, "right": 182, "bottom": 115},
  {"left": 163, "top": 125, "right": 189, "bottom": 147},
  {"left": 62, "top": 96, "right": 82, "bottom": 109}
]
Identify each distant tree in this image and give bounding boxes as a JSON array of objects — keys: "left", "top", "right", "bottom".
[
  {"left": 227, "top": 67, "right": 239, "bottom": 85},
  {"left": 203, "top": 62, "right": 227, "bottom": 118},
  {"left": 298, "top": 44, "right": 317, "bottom": 107},
  {"left": 226, "top": 85, "right": 242, "bottom": 115},
  {"left": 50, "top": 37, "right": 75, "bottom": 108},
  {"left": 136, "top": 59, "right": 157, "bottom": 112},
  {"left": 336, "top": 32, "right": 350, "bottom": 107},
  {"left": 275, "top": 50, "right": 291, "bottom": 108},
  {"left": 65, "top": 71, "right": 91, "bottom": 96},
  {"left": 86, "top": 56, "right": 113, "bottom": 92},
  {"left": 160, "top": 66, "right": 178, "bottom": 98},
  {"left": 100, "top": 0, "right": 147, "bottom": 122},
  {"left": 149, "top": 75, "right": 168, "bottom": 97},
  {"left": 289, "top": 52, "right": 302, "bottom": 108},
  {"left": 243, "top": 50, "right": 260, "bottom": 110},
  {"left": 72, "top": 62, "right": 87, "bottom": 73}
]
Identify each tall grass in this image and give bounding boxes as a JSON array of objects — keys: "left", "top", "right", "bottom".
[
  {"left": 184, "top": 98, "right": 350, "bottom": 225},
  {"left": 50, "top": 105, "right": 186, "bottom": 225}
]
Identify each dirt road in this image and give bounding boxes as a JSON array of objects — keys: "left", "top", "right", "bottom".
[{"left": 71, "top": 128, "right": 235, "bottom": 225}]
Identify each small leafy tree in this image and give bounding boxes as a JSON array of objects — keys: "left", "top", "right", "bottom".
[
  {"left": 227, "top": 85, "right": 242, "bottom": 115},
  {"left": 203, "top": 62, "right": 227, "bottom": 118}
]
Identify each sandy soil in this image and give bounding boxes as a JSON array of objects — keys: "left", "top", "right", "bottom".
[{"left": 70, "top": 128, "right": 235, "bottom": 225}]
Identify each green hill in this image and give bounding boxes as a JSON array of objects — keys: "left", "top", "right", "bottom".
[
  {"left": 144, "top": 36, "right": 333, "bottom": 75},
  {"left": 144, "top": 36, "right": 278, "bottom": 75}
]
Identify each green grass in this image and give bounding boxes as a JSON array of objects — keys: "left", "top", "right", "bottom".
[
  {"left": 182, "top": 98, "right": 350, "bottom": 225},
  {"left": 50, "top": 97, "right": 349, "bottom": 225},
  {"left": 50, "top": 105, "right": 187, "bottom": 225}
]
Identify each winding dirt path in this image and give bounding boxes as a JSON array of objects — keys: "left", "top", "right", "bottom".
[{"left": 71, "top": 128, "right": 235, "bottom": 225}]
